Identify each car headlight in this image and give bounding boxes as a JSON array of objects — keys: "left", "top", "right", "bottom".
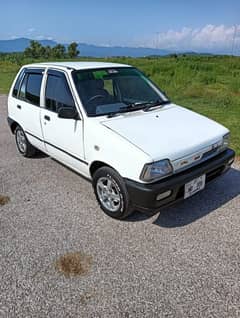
[
  {"left": 222, "top": 133, "right": 230, "bottom": 150},
  {"left": 140, "top": 159, "right": 173, "bottom": 182}
]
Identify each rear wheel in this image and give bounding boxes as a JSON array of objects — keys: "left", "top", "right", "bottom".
[
  {"left": 92, "top": 166, "right": 133, "bottom": 219},
  {"left": 15, "top": 126, "right": 37, "bottom": 158}
]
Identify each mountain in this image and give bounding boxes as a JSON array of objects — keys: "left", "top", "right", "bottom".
[
  {"left": 0, "top": 38, "right": 56, "bottom": 53},
  {"left": 77, "top": 42, "right": 171, "bottom": 57},
  {"left": 0, "top": 38, "right": 172, "bottom": 57}
]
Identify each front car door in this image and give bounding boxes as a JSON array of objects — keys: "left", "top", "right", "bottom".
[{"left": 40, "top": 69, "right": 88, "bottom": 176}]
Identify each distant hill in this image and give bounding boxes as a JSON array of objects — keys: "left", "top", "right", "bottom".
[
  {"left": 77, "top": 42, "right": 171, "bottom": 57},
  {"left": 0, "top": 38, "right": 172, "bottom": 57},
  {"left": 0, "top": 38, "right": 56, "bottom": 53},
  {"left": 0, "top": 37, "right": 217, "bottom": 57}
]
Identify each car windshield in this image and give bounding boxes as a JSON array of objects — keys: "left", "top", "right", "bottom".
[{"left": 72, "top": 67, "right": 169, "bottom": 117}]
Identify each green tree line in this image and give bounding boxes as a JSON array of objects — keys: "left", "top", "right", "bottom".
[{"left": 24, "top": 40, "right": 79, "bottom": 59}]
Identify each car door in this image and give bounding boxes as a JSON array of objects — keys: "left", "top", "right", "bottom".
[
  {"left": 12, "top": 68, "right": 45, "bottom": 151},
  {"left": 40, "top": 69, "right": 87, "bottom": 174}
]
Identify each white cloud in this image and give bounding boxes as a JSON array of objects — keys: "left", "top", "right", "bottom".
[
  {"left": 35, "top": 35, "right": 53, "bottom": 41},
  {"left": 27, "top": 28, "right": 36, "bottom": 33},
  {"left": 141, "top": 24, "right": 240, "bottom": 54},
  {"left": 35, "top": 35, "right": 45, "bottom": 40}
]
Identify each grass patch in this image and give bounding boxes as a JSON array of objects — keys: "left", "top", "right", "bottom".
[
  {"left": 0, "top": 54, "right": 239, "bottom": 154},
  {"left": 55, "top": 252, "right": 92, "bottom": 277},
  {"left": 0, "top": 195, "right": 10, "bottom": 206}
]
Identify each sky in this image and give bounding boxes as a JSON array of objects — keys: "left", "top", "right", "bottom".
[{"left": 1, "top": 0, "right": 240, "bottom": 53}]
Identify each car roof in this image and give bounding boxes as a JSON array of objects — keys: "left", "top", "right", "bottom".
[{"left": 23, "top": 61, "right": 131, "bottom": 71}]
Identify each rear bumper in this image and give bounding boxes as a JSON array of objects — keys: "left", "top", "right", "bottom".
[{"left": 125, "top": 148, "right": 235, "bottom": 213}]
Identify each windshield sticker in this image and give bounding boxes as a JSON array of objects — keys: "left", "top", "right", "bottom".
[
  {"left": 107, "top": 69, "right": 119, "bottom": 74},
  {"left": 94, "top": 70, "right": 108, "bottom": 79}
]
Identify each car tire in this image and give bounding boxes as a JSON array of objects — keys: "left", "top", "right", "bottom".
[
  {"left": 15, "top": 126, "right": 37, "bottom": 158},
  {"left": 92, "top": 166, "right": 133, "bottom": 219}
]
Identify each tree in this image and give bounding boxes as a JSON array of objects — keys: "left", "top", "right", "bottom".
[
  {"left": 68, "top": 42, "right": 79, "bottom": 58},
  {"left": 44, "top": 45, "right": 52, "bottom": 59},
  {"left": 23, "top": 40, "right": 70, "bottom": 59},
  {"left": 51, "top": 44, "right": 66, "bottom": 59},
  {"left": 24, "top": 40, "right": 45, "bottom": 58}
]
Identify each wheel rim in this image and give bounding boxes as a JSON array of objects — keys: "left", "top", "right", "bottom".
[
  {"left": 96, "top": 177, "right": 121, "bottom": 212},
  {"left": 16, "top": 129, "right": 27, "bottom": 153}
]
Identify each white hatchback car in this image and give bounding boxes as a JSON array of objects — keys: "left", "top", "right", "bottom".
[{"left": 8, "top": 62, "right": 235, "bottom": 219}]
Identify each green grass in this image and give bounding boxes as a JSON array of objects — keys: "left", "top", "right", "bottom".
[{"left": 0, "top": 54, "right": 239, "bottom": 155}]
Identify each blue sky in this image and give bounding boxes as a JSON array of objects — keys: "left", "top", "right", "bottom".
[{"left": 1, "top": 0, "right": 240, "bottom": 53}]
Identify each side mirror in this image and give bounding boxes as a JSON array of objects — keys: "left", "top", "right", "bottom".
[{"left": 58, "top": 106, "right": 79, "bottom": 119}]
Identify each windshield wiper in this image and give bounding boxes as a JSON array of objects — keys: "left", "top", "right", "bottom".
[
  {"left": 107, "top": 103, "right": 148, "bottom": 118},
  {"left": 143, "top": 100, "right": 171, "bottom": 112},
  {"left": 106, "top": 100, "right": 171, "bottom": 118},
  {"left": 124, "top": 99, "right": 171, "bottom": 111}
]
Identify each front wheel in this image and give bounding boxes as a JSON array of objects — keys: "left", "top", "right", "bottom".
[{"left": 92, "top": 167, "right": 133, "bottom": 219}]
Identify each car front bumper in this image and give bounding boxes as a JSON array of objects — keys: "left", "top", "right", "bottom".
[{"left": 125, "top": 148, "right": 235, "bottom": 213}]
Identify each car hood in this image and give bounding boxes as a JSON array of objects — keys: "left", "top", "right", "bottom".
[{"left": 101, "top": 104, "right": 228, "bottom": 161}]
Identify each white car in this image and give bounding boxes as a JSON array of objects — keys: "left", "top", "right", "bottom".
[{"left": 7, "top": 62, "right": 235, "bottom": 219}]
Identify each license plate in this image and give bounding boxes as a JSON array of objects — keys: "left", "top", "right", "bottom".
[{"left": 184, "top": 175, "right": 206, "bottom": 199}]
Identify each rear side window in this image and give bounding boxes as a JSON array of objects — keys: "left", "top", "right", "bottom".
[
  {"left": 45, "top": 73, "right": 75, "bottom": 112},
  {"left": 25, "top": 73, "right": 43, "bottom": 106}
]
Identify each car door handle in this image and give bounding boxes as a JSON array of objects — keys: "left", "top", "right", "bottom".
[
  {"left": 17, "top": 104, "right": 21, "bottom": 109},
  {"left": 44, "top": 115, "right": 50, "bottom": 121}
]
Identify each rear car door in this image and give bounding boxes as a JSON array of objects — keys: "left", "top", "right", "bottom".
[
  {"left": 40, "top": 69, "right": 87, "bottom": 173},
  {"left": 11, "top": 68, "right": 45, "bottom": 151}
]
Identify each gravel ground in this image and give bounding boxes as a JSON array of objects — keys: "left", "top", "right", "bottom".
[{"left": 0, "top": 94, "right": 240, "bottom": 318}]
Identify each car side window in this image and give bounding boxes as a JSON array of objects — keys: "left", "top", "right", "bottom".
[
  {"left": 25, "top": 73, "right": 43, "bottom": 106},
  {"left": 45, "top": 72, "right": 75, "bottom": 112},
  {"left": 18, "top": 71, "right": 43, "bottom": 106}
]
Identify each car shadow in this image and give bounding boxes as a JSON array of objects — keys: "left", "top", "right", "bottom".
[
  {"left": 32, "top": 150, "right": 49, "bottom": 159},
  {"left": 126, "top": 167, "right": 240, "bottom": 227}
]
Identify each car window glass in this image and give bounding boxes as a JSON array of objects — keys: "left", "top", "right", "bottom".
[
  {"left": 19, "top": 74, "right": 28, "bottom": 100},
  {"left": 73, "top": 67, "right": 164, "bottom": 116},
  {"left": 104, "top": 79, "right": 114, "bottom": 95},
  {"left": 117, "top": 76, "right": 157, "bottom": 101},
  {"left": 25, "top": 73, "right": 43, "bottom": 106},
  {"left": 45, "top": 74, "right": 75, "bottom": 112},
  {"left": 12, "top": 69, "right": 25, "bottom": 98}
]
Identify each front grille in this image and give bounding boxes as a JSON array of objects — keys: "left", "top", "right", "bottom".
[{"left": 173, "top": 144, "right": 223, "bottom": 174}]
